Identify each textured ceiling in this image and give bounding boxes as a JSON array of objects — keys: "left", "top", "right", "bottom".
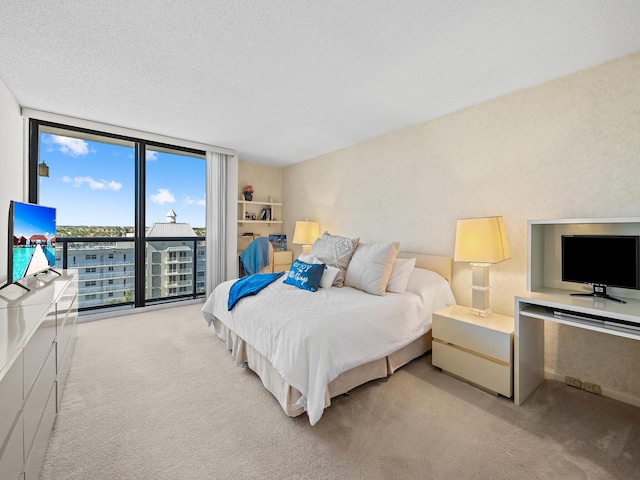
[{"left": 1, "top": 1, "right": 639, "bottom": 167}]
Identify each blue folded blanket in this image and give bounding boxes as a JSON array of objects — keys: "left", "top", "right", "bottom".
[
  {"left": 240, "top": 237, "right": 270, "bottom": 275},
  {"left": 227, "top": 271, "right": 285, "bottom": 310}
]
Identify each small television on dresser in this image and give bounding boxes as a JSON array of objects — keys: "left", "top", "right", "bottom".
[
  {"left": 1, "top": 201, "right": 58, "bottom": 291},
  {"left": 561, "top": 234, "right": 640, "bottom": 303}
]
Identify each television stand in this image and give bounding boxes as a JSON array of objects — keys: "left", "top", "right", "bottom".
[
  {"left": 36, "top": 268, "right": 62, "bottom": 277},
  {"left": 0, "top": 280, "right": 29, "bottom": 292},
  {"left": 0, "top": 268, "right": 62, "bottom": 293},
  {"left": 570, "top": 285, "right": 626, "bottom": 304},
  {"left": 570, "top": 293, "right": 626, "bottom": 304}
]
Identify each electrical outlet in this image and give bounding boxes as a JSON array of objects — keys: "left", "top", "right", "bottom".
[
  {"left": 583, "top": 382, "right": 601, "bottom": 395},
  {"left": 565, "top": 376, "right": 582, "bottom": 388}
]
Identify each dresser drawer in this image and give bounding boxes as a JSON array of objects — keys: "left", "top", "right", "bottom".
[
  {"left": 23, "top": 313, "right": 56, "bottom": 396},
  {"left": 433, "top": 311, "right": 512, "bottom": 364},
  {"left": 23, "top": 348, "right": 56, "bottom": 459},
  {"left": 0, "top": 412, "right": 24, "bottom": 480},
  {"left": 57, "top": 321, "right": 77, "bottom": 408},
  {"left": 24, "top": 383, "right": 56, "bottom": 480},
  {"left": 0, "top": 351, "right": 23, "bottom": 446},
  {"left": 433, "top": 341, "right": 512, "bottom": 397}
]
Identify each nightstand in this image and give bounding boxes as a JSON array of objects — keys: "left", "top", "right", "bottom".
[
  {"left": 273, "top": 250, "right": 293, "bottom": 273},
  {"left": 432, "top": 305, "right": 514, "bottom": 397}
]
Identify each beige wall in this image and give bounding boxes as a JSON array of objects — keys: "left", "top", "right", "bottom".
[
  {"left": 237, "top": 160, "right": 284, "bottom": 251},
  {"left": 281, "top": 52, "right": 640, "bottom": 402},
  {"left": 0, "top": 80, "right": 25, "bottom": 286}
]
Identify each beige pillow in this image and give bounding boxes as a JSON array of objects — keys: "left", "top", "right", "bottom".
[
  {"left": 386, "top": 257, "right": 416, "bottom": 293},
  {"left": 310, "top": 232, "right": 359, "bottom": 287},
  {"left": 345, "top": 242, "right": 400, "bottom": 295}
]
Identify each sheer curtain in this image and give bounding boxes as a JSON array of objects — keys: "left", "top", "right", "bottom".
[{"left": 205, "top": 151, "right": 228, "bottom": 296}]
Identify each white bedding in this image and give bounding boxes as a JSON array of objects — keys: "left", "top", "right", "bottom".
[{"left": 201, "top": 268, "right": 455, "bottom": 425}]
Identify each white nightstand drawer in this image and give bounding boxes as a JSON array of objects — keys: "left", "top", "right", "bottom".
[
  {"left": 433, "top": 306, "right": 513, "bottom": 364},
  {"left": 273, "top": 251, "right": 293, "bottom": 273},
  {"left": 433, "top": 341, "right": 512, "bottom": 397}
]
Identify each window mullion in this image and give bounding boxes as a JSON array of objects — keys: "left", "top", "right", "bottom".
[{"left": 134, "top": 142, "right": 146, "bottom": 308}]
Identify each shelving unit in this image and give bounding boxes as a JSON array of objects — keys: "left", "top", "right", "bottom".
[
  {"left": 237, "top": 200, "right": 283, "bottom": 225},
  {"left": 515, "top": 217, "right": 640, "bottom": 406}
]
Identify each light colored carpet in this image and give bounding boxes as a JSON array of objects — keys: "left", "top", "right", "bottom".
[{"left": 39, "top": 303, "right": 640, "bottom": 480}]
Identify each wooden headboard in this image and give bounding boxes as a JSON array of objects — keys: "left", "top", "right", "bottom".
[{"left": 397, "top": 252, "right": 453, "bottom": 284}]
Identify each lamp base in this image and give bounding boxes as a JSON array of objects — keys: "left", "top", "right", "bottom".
[
  {"left": 470, "top": 263, "right": 493, "bottom": 317},
  {"left": 301, "top": 245, "right": 312, "bottom": 255},
  {"left": 470, "top": 307, "right": 493, "bottom": 317}
]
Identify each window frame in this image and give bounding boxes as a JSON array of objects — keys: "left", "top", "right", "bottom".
[{"left": 28, "top": 119, "right": 206, "bottom": 311}]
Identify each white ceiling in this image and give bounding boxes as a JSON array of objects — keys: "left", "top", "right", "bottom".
[{"left": 1, "top": 1, "right": 639, "bottom": 167}]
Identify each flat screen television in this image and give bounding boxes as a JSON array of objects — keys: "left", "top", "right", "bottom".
[
  {"left": 3, "top": 201, "right": 57, "bottom": 290},
  {"left": 561, "top": 234, "right": 640, "bottom": 303}
]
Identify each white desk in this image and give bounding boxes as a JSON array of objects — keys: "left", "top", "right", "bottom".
[{"left": 514, "top": 289, "right": 640, "bottom": 405}]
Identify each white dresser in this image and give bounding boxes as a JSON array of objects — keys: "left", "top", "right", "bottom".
[{"left": 0, "top": 270, "right": 78, "bottom": 480}]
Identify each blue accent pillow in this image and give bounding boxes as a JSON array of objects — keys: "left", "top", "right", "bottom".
[{"left": 283, "top": 260, "right": 325, "bottom": 292}]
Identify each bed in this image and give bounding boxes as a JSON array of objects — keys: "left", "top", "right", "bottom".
[{"left": 201, "top": 243, "right": 455, "bottom": 425}]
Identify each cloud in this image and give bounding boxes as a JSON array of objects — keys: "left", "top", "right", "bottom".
[
  {"left": 62, "top": 176, "right": 122, "bottom": 191},
  {"left": 150, "top": 188, "right": 175, "bottom": 204},
  {"left": 146, "top": 151, "right": 158, "bottom": 161},
  {"left": 51, "top": 135, "right": 90, "bottom": 157},
  {"left": 183, "top": 194, "right": 206, "bottom": 207}
]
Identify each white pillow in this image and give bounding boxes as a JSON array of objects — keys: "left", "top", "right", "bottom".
[
  {"left": 405, "top": 268, "right": 456, "bottom": 314},
  {"left": 345, "top": 242, "right": 400, "bottom": 296},
  {"left": 297, "top": 254, "right": 340, "bottom": 289},
  {"left": 386, "top": 257, "right": 416, "bottom": 293},
  {"left": 319, "top": 265, "right": 339, "bottom": 289}
]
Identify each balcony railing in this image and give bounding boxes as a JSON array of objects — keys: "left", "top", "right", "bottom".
[{"left": 56, "top": 236, "right": 206, "bottom": 312}]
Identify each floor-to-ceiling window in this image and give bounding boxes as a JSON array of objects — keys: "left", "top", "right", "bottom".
[
  {"left": 29, "top": 120, "right": 206, "bottom": 313},
  {"left": 145, "top": 146, "right": 206, "bottom": 302}
]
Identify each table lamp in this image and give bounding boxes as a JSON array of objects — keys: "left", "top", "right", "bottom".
[
  {"left": 454, "top": 216, "right": 510, "bottom": 316},
  {"left": 293, "top": 220, "right": 320, "bottom": 255}
]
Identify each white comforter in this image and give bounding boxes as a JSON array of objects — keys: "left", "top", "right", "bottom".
[{"left": 201, "top": 268, "right": 455, "bottom": 425}]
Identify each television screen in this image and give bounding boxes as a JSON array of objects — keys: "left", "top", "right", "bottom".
[
  {"left": 8, "top": 201, "right": 57, "bottom": 283},
  {"left": 561, "top": 235, "right": 640, "bottom": 290}
]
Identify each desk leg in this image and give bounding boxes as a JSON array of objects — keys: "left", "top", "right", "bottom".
[{"left": 514, "top": 310, "right": 545, "bottom": 405}]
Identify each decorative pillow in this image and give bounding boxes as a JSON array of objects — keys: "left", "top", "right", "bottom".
[
  {"left": 309, "top": 231, "right": 359, "bottom": 287},
  {"left": 386, "top": 257, "right": 417, "bottom": 293},
  {"left": 283, "top": 259, "right": 325, "bottom": 292},
  {"left": 297, "top": 254, "right": 340, "bottom": 289},
  {"left": 345, "top": 242, "right": 400, "bottom": 295},
  {"left": 319, "top": 265, "right": 339, "bottom": 289}
]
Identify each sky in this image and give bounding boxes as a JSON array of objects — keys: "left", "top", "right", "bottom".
[
  {"left": 12, "top": 201, "right": 56, "bottom": 240},
  {"left": 38, "top": 133, "right": 206, "bottom": 228}
]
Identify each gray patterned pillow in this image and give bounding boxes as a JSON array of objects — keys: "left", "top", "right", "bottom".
[{"left": 310, "top": 231, "right": 359, "bottom": 287}]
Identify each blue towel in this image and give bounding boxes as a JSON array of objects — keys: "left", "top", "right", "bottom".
[
  {"left": 227, "top": 271, "right": 285, "bottom": 310},
  {"left": 240, "top": 237, "right": 270, "bottom": 275}
]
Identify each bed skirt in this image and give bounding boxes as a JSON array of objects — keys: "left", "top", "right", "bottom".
[{"left": 211, "top": 317, "right": 432, "bottom": 418}]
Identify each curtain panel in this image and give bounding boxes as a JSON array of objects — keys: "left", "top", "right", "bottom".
[{"left": 206, "top": 152, "right": 228, "bottom": 296}]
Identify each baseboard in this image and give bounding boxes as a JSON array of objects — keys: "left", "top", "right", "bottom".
[{"left": 544, "top": 368, "right": 640, "bottom": 408}]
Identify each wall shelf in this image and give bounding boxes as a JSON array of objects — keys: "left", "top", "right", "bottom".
[{"left": 238, "top": 200, "right": 283, "bottom": 225}]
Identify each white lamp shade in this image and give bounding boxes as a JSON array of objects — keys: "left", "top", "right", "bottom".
[
  {"left": 454, "top": 216, "right": 511, "bottom": 264},
  {"left": 293, "top": 221, "right": 320, "bottom": 246}
]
